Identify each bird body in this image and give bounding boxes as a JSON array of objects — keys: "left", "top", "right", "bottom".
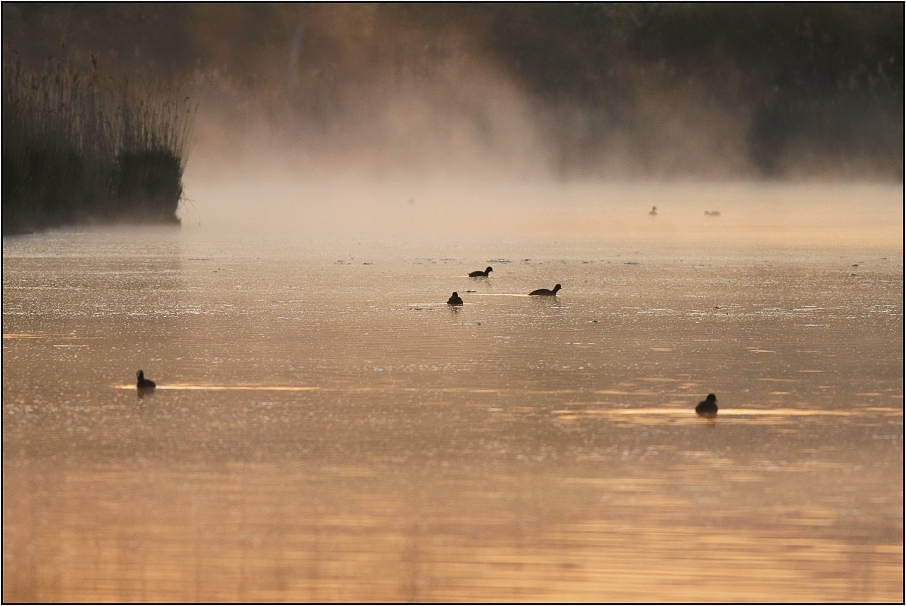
[
  {"left": 136, "top": 370, "right": 156, "bottom": 390},
  {"left": 447, "top": 292, "right": 463, "bottom": 306},
  {"left": 469, "top": 266, "right": 493, "bottom": 277},
  {"left": 529, "top": 284, "right": 561, "bottom": 296},
  {"left": 649, "top": 206, "right": 657, "bottom": 216},
  {"left": 695, "top": 393, "right": 718, "bottom": 417}
]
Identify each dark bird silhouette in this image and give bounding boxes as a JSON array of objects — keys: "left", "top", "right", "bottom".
[
  {"left": 649, "top": 206, "right": 658, "bottom": 216},
  {"left": 469, "top": 266, "right": 493, "bottom": 277},
  {"left": 136, "top": 370, "right": 156, "bottom": 390},
  {"left": 447, "top": 292, "right": 464, "bottom": 306},
  {"left": 695, "top": 393, "right": 718, "bottom": 418},
  {"left": 529, "top": 284, "right": 561, "bottom": 296}
]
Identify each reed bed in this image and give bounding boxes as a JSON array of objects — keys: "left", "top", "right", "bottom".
[{"left": 2, "top": 56, "right": 194, "bottom": 234}]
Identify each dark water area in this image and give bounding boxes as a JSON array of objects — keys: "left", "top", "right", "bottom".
[{"left": 2, "top": 195, "right": 903, "bottom": 601}]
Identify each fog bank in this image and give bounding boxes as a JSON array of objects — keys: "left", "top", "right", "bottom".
[{"left": 5, "top": 4, "right": 903, "bottom": 183}]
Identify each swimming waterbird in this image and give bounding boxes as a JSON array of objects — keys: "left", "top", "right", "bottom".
[
  {"left": 529, "top": 284, "right": 562, "bottom": 296},
  {"left": 469, "top": 266, "right": 493, "bottom": 277},
  {"left": 695, "top": 393, "right": 718, "bottom": 417},
  {"left": 136, "top": 370, "right": 156, "bottom": 390},
  {"left": 447, "top": 292, "right": 464, "bottom": 306}
]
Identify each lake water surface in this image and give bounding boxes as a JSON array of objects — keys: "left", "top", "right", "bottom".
[{"left": 3, "top": 184, "right": 903, "bottom": 602}]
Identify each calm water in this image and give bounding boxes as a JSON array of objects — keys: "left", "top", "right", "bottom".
[{"left": 3, "top": 207, "right": 903, "bottom": 601}]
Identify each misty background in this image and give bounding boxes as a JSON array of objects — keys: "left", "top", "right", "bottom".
[
  {"left": 4, "top": 3, "right": 902, "bottom": 183},
  {"left": 4, "top": 3, "right": 903, "bottom": 242}
]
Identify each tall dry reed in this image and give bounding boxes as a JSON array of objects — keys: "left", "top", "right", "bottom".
[{"left": 2, "top": 54, "right": 195, "bottom": 234}]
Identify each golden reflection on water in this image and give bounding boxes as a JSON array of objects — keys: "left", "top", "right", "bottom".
[
  {"left": 575, "top": 407, "right": 902, "bottom": 417},
  {"left": 3, "top": 227, "right": 903, "bottom": 602},
  {"left": 117, "top": 384, "right": 322, "bottom": 391},
  {"left": 4, "top": 457, "right": 902, "bottom": 603},
  {"left": 4, "top": 463, "right": 902, "bottom": 602}
]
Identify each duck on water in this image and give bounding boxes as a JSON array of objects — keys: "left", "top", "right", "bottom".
[
  {"left": 695, "top": 393, "right": 718, "bottom": 417},
  {"left": 529, "top": 284, "right": 561, "bottom": 296},
  {"left": 469, "top": 266, "right": 493, "bottom": 277},
  {"left": 447, "top": 292, "right": 464, "bottom": 306},
  {"left": 136, "top": 370, "right": 156, "bottom": 390}
]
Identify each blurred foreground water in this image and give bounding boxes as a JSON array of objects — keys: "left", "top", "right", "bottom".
[{"left": 3, "top": 184, "right": 903, "bottom": 601}]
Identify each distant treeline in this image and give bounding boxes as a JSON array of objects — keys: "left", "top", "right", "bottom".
[
  {"left": 1, "top": 57, "right": 193, "bottom": 235},
  {"left": 3, "top": 3, "right": 901, "bottom": 180}
]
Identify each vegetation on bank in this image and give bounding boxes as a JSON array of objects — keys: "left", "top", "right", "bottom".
[
  {"left": 2, "top": 56, "right": 194, "bottom": 235},
  {"left": 3, "top": 4, "right": 901, "bottom": 180}
]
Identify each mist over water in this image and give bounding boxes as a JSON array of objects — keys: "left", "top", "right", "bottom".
[
  {"left": 183, "top": 173, "right": 903, "bottom": 251},
  {"left": 5, "top": 3, "right": 903, "bottom": 182}
]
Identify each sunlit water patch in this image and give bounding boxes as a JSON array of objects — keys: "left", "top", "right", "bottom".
[{"left": 3, "top": 222, "right": 902, "bottom": 602}]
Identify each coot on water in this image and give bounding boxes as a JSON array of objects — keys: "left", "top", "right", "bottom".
[
  {"left": 529, "top": 284, "right": 561, "bottom": 296},
  {"left": 695, "top": 393, "right": 718, "bottom": 417},
  {"left": 136, "top": 370, "right": 156, "bottom": 390}
]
